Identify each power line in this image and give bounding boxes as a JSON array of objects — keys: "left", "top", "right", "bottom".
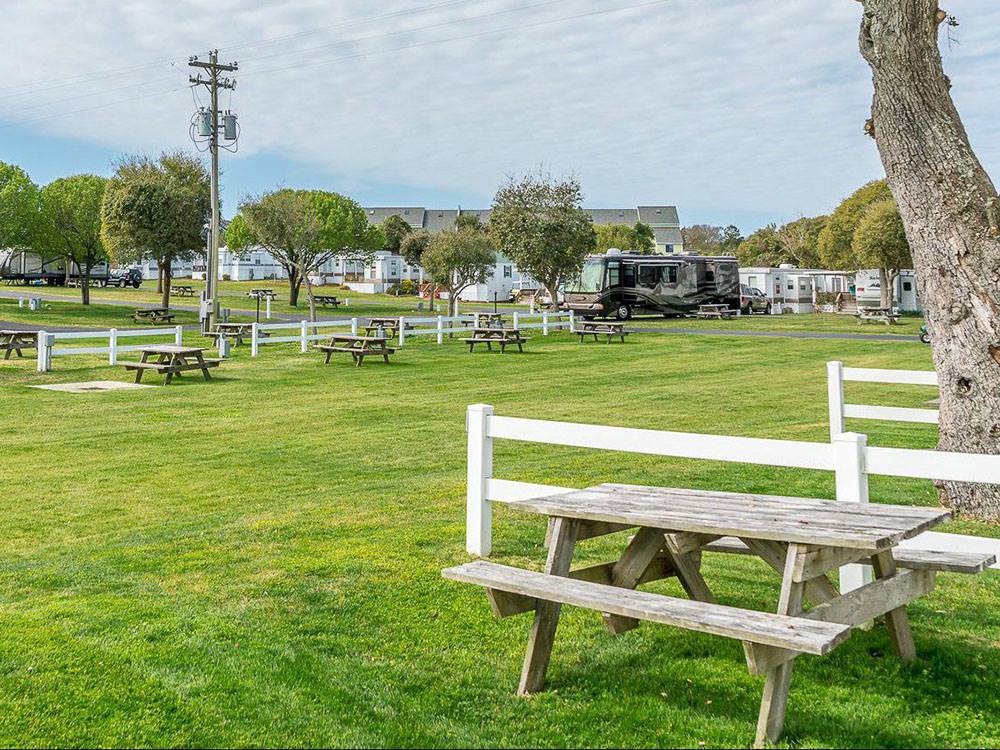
[{"left": 0, "top": 86, "right": 189, "bottom": 129}]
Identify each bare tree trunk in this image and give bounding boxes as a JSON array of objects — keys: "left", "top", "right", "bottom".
[
  {"left": 288, "top": 267, "right": 301, "bottom": 307},
  {"left": 161, "top": 262, "right": 172, "bottom": 309},
  {"left": 81, "top": 264, "right": 91, "bottom": 306},
  {"left": 878, "top": 267, "right": 890, "bottom": 308},
  {"left": 156, "top": 264, "right": 163, "bottom": 295},
  {"left": 860, "top": 0, "right": 1000, "bottom": 519}
]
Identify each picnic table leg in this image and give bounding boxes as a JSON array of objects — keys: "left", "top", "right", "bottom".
[
  {"left": 755, "top": 543, "right": 807, "bottom": 748},
  {"left": 134, "top": 350, "right": 151, "bottom": 383},
  {"left": 871, "top": 550, "right": 916, "bottom": 661},
  {"left": 662, "top": 534, "right": 716, "bottom": 604},
  {"left": 195, "top": 352, "right": 212, "bottom": 381},
  {"left": 603, "top": 526, "right": 671, "bottom": 634},
  {"left": 518, "top": 517, "right": 579, "bottom": 695},
  {"left": 324, "top": 350, "right": 332, "bottom": 364}
]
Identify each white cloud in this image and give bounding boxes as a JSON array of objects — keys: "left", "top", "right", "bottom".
[{"left": 2, "top": 0, "right": 999, "bottom": 224}]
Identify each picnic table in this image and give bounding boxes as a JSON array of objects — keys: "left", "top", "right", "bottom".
[
  {"left": 0, "top": 330, "right": 38, "bottom": 360},
  {"left": 132, "top": 308, "right": 175, "bottom": 325},
  {"left": 363, "top": 317, "right": 412, "bottom": 338},
  {"left": 316, "top": 334, "right": 395, "bottom": 366},
  {"left": 248, "top": 288, "right": 276, "bottom": 299},
  {"left": 444, "top": 483, "right": 991, "bottom": 747},
  {"left": 204, "top": 322, "right": 265, "bottom": 347},
  {"left": 694, "top": 303, "right": 735, "bottom": 320},
  {"left": 461, "top": 313, "right": 505, "bottom": 329},
  {"left": 576, "top": 321, "right": 628, "bottom": 344},
  {"left": 121, "top": 345, "right": 220, "bottom": 384},
  {"left": 171, "top": 285, "right": 196, "bottom": 297},
  {"left": 856, "top": 307, "right": 900, "bottom": 325},
  {"left": 463, "top": 327, "right": 526, "bottom": 353},
  {"left": 313, "top": 295, "right": 342, "bottom": 308}
]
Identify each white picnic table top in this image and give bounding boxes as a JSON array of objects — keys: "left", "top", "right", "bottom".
[{"left": 509, "top": 483, "right": 949, "bottom": 550}]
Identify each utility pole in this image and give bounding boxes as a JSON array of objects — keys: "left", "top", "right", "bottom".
[{"left": 189, "top": 50, "right": 238, "bottom": 333}]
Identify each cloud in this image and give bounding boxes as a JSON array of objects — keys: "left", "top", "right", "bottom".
[{"left": 2, "top": 0, "right": 999, "bottom": 228}]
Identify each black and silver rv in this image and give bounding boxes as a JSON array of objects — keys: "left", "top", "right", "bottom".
[{"left": 563, "top": 251, "right": 740, "bottom": 320}]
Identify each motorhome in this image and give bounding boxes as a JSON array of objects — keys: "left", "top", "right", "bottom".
[{"left": 563, "top": 250, "right": 740, "bottom": 320}]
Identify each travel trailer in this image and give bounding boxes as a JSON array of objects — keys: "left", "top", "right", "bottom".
[
  {"left": 855, "top": 269, "right": 921, "bottom": 312},
  {"left": 0, "top": 249, "right": 124, "bottom": 286},
  {"left": 563, "top": 251, "right": 740, "bottom": 320}
]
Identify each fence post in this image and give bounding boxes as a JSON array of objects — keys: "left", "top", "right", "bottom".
[
  {"left": 251, "top": 323, "right": 259, "bottom": 357},
  {"left": 109, "top": 329, "right": 118, "bottom": 366},
  {"left": 351, "top": 317, "right": 358, "bottom": 336},
  {"left": 36, "top": 331, "right": 49, "bottom": 372},
  {"left": 437, "top": 315, "right": 444, "bottom": 345},
  {"left": 827, "top": 361, "right": 845, "bottom": 439},
  {"left": 174, "top": 325, "right": 183, "bottom": 346},
  {"left": 300, "top": 320, "right": 308, "bottom": 353},
  {"left": 512, "top": 311, "right": 519, "bottom": 330},
  {"left": 542, "top": 311, "right": 549, "bottom": 335},
  {"left": 398, "top": 316, "right": 405, "bottom": 348},
  {"left": 569, "top": 309, "right": 576, "bottom": 333},
  {"left": 265, "top": 296, "right": 271, "bottom": 320},
  {"left": 466, "top": 404, "right": 494, "bottom": 556},
  {"left": 833, "top": 431, "right": 873, "bottom": 592}
]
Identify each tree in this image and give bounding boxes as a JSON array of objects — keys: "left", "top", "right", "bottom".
[
  {"left": 40, "top": 175, "right": 108, "bottom": 305},
  {"left": 455, "top": 213, "right": 486, "bottom": 233},
  {"left": 719, "top": 225, "right": 743, "bottom": 255},
  {"left": 852, "top": 198, "right": 911, "bottom": 308},
  {"left": 858, "top": 1, "right": 1000, "bottom": 519},
  {"left": 489, "top": 173, "right": 596, "bottom": 305},
  {"left": 400, "top": 229, "right": 436, "bottom": 311},
  {"left": 0, "top": 162, "right": 43, "bottom": 269},
  {"left": 682, "top": 224, "right": 725, "bottom": 255},
  {"left": 101, "top": 152, "right": 210, "bottom": 308},
  {"left": 736, "top": 224, "right": 785, "bottom": 267},
  {"left": 420, "top": 227, "right": 495, "bottom": 317},
  {"left": 594, "top": 222, "right": 656, "bottom": 254},
  {"left": 381, "top": 214, "right": 412, "bottom": 253},
  {"left": 818, "top": 180, "right": 892, "bottom": 270},
  {"left": 776, "top": 215, "right": 826, "bottom": 268}
]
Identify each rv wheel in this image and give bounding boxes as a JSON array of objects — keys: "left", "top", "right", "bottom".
[{"left": 615, "top": 304, "right": 631, "bottom": 321}]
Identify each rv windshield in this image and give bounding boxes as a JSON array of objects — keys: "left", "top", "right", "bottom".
[{"left": 571, "top": 259, "right": 606, "bottom": 293}]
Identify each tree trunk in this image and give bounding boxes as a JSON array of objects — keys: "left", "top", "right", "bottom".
[
  {"left": 878, "top": 267, "right": 891, "bottom": 308},
  {"left": 860, "top": 0, "right": 1000, "bottom": 519},
  {"left": 288, "top": 267, "right": 301, "bottom": 307},
  {"left": 81, "top": 264, "right": 91, "bottom": 306},
  {"left": 156, "top": 264, "right": 163, "bottom": 295},
  {"left": 161, "top": 262, "right": 172, "bottom": 309}
]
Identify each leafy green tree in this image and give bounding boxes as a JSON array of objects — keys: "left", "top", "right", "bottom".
[
  {"left": 681, "top": 224, "right": 725, "bottom": 255},
  {"left": 0, "top": 162, "right": 44, "bottom": 272},
  {"left": 633, "top": 221, "right": 656, "bottom": 253},
  {"left": 719, "top": 225, "right": 743, "bottom": 254},
  {"left": 776, "top": 215, "right": 827, "bottom": 268},
  {"left": 454, "top": 213, "right": 486, "bottom": 233},
  {"left": 818, "top": 179, "right": 892, "bottom": 269},
  {"left": 489, "top": 173, "right": 596, "bottom": 305},
  {"left": 594, "top": 222, "right": 655, "bottom": 254},
  {"left": 400, "top": 229, "right": 436, "bottom": 311},
  {"left": 852, "top": 198, "right": 912, "bottom": 308},
  {"left": 40, "top": 175, "right": 108, "bottom": 304},
  {"left": 420, "top": 227, "right": 495, "bottom": 317},
  {"left": 381, "top": 214, "right": 412, "bottom": 253},
  {"left": 101, "top": 152, "right": 210, "bottom": 308},
  {"left": 736, "top": 224, "right": 785, "bottom": 267}
]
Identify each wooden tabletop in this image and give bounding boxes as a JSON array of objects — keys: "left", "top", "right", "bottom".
[
  {"left": 327, "top": 334, "right": 389, "bottom": 342},
  {"left": 509, "top": 483, "right": 949, "bottom": 550},
  {"left": 139, "top": 345, "right": 207, "bottom": 355}
]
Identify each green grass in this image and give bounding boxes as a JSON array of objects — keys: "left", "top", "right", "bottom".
[
  {"left": 0, "top": 297, "right": 204, "bottom": 329},
  {"left": 0, "top": 327, "right": 996, "bottom": 748},
  {"left": 628, "top": 312, "right": 924, "bottom": 336}
]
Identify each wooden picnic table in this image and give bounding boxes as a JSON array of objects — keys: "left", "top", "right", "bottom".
[
  {"left": 0, "top": 330, "right": 38, "bottom": 360},
  {"left": 171, "top": 285, "right": 196, "bottom": 297},
  {"left": 576, "top": 321, "right": 628, "bottom": 344},
  {"left": 460, "top": 313, "right": 506, "bottom": 329},
  {"left": 694, "top": 303, "right": 735, "bottom": 320},
  {"left": 313, "top": 295, "right": 342, "bottom": 308},
  {"left": 204, "top": 322, "right": 265, "bottom": 347},
  {"left": 445, "top": 483, "right": 966, "bottom": 747},
  {"left": 316, "top": 334, "right": 395, "bottom": 366},
  {"left": 248, "top": 288, "right": 276, "bottom": 299},
  {"left": 363, "top": 317, "right": 413, "bottom": 337},
  {"left": 856, "top": 307, "right": 900, "bottom": 325},
  {"left": 132, "top": 308, "right": 175, "bottom": 325},
  {"left": 122, "top": 345, "right": 220, "bottom": 384},
  {"left": 463, "top": 326, "right": 526, "bottom": 353}
]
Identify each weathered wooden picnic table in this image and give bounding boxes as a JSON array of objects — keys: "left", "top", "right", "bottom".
[
  {"left": 463, "top": 327, "right": 526, "bottom": 353},
  {"left": 461, "top": 313, "right": 505, "bottom": 328},
  {"left": 316, "top": 334, "right": 395, "bottom": 366},
  {"left": 856, "top": 307, "right": 900, "bottom": 325},
  {"left": 132, "top": 308, "right": 175, "bottom": 325},
  {"left": 248, "top": 288, "right": 276, "bottom": 299},
  {"left": 363, "top": 317, "right": 413, "bottom": 337},
  {"left": 313, "top": 295, "right": 342, "bottom": 308},
  {"left": 444, "top": 483, "right": 986, "bottom": 747},
  {"left": 576, "top": 321, "right": 628, "bottom": 343},
  {"left": 0, "top": 330, "right": 38, "bottom": 360},
  {"left": 121, "top": 345, "right": 221, "bottom": 384},
  {"left": 204, "top": 322, "right": 265, "bottom": 347},
  {"left": 171, "top": 285, "right": 196, "bottom": 297},
  {"left": 694, "top": 303, "right": 735, "bottom": 320}
]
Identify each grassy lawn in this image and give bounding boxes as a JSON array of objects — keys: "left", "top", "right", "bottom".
[
  {"left": 626, "top": 312, "right": 924, "bottom": 336},
  {"left": 0, "top": 297, "right": 203, "bottom": 329},
  {"left": 0, "top": 328, "right": 996, "bottom": 748}
]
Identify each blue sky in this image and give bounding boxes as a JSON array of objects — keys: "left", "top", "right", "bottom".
[{"left": 2, "top": 0, "right": 999, "bottom": 235}]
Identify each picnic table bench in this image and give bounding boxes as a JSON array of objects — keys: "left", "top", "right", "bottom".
[
  {"left": 856, "top": 307, "right": 900, "bottom": 325},
  {"left": 121, "top": 346, "right": 220, "bottom": 384},
  {"left": 204, "top": 322, "right": 266, "bottom": 347},
  {"left": 316, "top": 334, "right": 395, "bottom": 366},
  {"left": 576, "top": 321, "right": 628, "bottom": 344},
  {"left": 463, "top": 327, "right": 526, "bottom": 353},
  {"left": 313, "top": 295, "right": 342, "bottom": 308},
  {"left": 694, "top": 303, "right": 735, "bottom": 320},
  {"left": 131, "top": 308, "right": 176, "bottom": 325},
  {"left": 444, "top": 483, "right": 992, "bottom": 747},
  {"left": 0, "top": 330, "right": 38, "bottom": 360},
  {"left": 171, "top": 285, "right": 196, "bottom": 297}
]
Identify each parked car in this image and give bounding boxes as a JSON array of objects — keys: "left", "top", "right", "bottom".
[
  {"left": 739, "top": 284, "right": 771, "bottom": 315},
  {"left": 107, "top": 268, "right": 143, "bottom": 289}
]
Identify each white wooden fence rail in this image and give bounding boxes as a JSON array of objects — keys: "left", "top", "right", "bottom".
[
  {"left": 465, "top": 405, "right": 1000, "bottom": 588},
  {"left": 36, "top": 326, "right": 184, "bottom": 372},
  {"left": 827, "top": 360, "right": 939, "bottom": 437}
]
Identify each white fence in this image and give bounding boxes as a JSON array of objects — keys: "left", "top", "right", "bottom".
[
  {"left": 465, "top": 405, "right": 1000, "bottom": 590},
  {"left": 36, "top": 326, "right": 184, "bottom": 372},
  {"left": 250, "top": 310, "right": 574, "bottom": 355},
  {"left": 827, "top": 361, "right": 939, "bottom": 437}
]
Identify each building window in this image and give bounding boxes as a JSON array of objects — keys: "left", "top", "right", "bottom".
[
  {"left": 503, "top": 265, "right": 512, "bottom": 278},
  {"left": 665, "top": 244, "right": 674, "bottom": 252},
  {"left": 903, "top": 281, "right": 913, "bottom": 291}
]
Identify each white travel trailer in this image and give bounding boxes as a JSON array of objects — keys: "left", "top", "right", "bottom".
[{"left": 855, "top": 269, "right": 921, "bottom": 312}]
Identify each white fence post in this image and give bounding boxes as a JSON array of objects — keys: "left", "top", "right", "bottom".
[
  {"left": 36, "top": 331, "right": 49, "bottom": 372},
  {"left": 512, "top": 311, "right": 519, "bottom": 330},
  {"left": 569, "top": 309, "right": 576, "bottom": 333},
  {"left": 265, "top": 296, "right": 272, "bottom": 319},
  {"left": 398, "top": 316, "right": 405, "bottom": 348},
  {"left": 109, "top": 329, "right": 118, "bottom": 366},
  {"left": 833, "top": 431, "right": 873, "bottom": 592},
  {"left": 300, "top": 320, "right": 308, "bottom": 353},
  {"left": 542, "top": 311, "right": 549, "bottom": 335},
  {"left": 174, "top": 325, "right": 183, "bottom": 346},
  {"left": 827, "top": 361, "right": 845, "bottom": 439},
  {"left": 251, "top": 323, "right": 259, "bottom": 357},
  {"left": 437, "top": 316, "right": 444, "bottom": 345},
  {"left": 466, "top": 403, "right": 494, "bottom": 556},
  {"left": 351, "top": 317, "right": 358, "bottom": 336}
]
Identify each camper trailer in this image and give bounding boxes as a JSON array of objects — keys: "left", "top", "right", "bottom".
[
  {"left": 855, "top": 269, "right": 921, "bottom": 312},
  {"left": 563, "top": 251, "right": 740, "bottom": 320},
  {"left": 0, "top": 249, "right": 122, "bottom": 286}
]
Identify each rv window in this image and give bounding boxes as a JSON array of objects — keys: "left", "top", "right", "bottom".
[
  {"left": 637, "top": 265, "right": 659, "bottom": 287},
  {"left": 663, "top": 266, "right": 678, "bottom": 284},
  {"left": 608, "top": 262, "right": 621, "bottom": 286},
  {"left": 705, "top": 269, "right": 715, "bottom": 282},
  {"left": 903, "top": 281, "right": 912, "bottom": 291},
  {"left": 787, "top": 281, "right": 794, "bottom": 290},
  {"left": 623, "top": 264, "right": 636, "bottom": 287}
]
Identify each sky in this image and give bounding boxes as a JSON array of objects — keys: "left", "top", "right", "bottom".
[{"left": 2, "top": 0, "right": 999, "bottom": 235}]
